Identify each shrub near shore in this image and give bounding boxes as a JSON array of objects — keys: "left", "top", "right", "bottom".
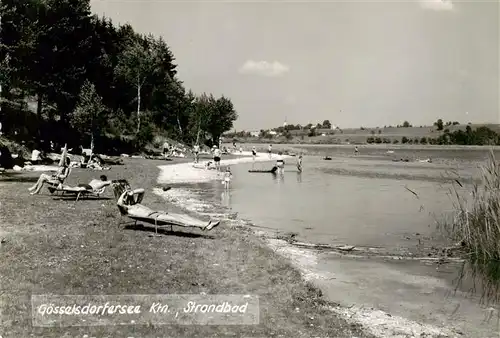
[{"left": 444, "top": 151, "right": 500, "bottom": 307}]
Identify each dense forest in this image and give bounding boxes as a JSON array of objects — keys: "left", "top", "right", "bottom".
[{"left": 0, "top": 0, "right": 238, "bottom": 155}]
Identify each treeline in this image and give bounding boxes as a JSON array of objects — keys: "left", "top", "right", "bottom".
[
  {"left": 367, "top": 125, "right": 500, "bottom": 146},
  {"left": 0, "top": 0, "right": 237, "bottom": 154}
]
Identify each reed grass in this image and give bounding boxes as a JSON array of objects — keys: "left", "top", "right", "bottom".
[{"left": 445, "top": 150, "right": 500, "bottom": 307}]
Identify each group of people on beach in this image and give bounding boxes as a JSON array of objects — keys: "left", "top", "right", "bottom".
[{"left": 28, "top": 148, "right": 221, "bottom": 233}]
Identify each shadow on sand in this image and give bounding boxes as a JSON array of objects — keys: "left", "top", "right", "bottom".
[
  {"left": 0, "top": 172, "right": 39, "bottom": 183},
  {"left": 123, "top": 222, "right": 215, "bottom": 239},
  {"left": 51, "top": 195, "right": 113, "bottom": 201}
]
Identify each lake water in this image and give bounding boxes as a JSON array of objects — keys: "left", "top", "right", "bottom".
[
  {"left": 171, "top": 146, "right": 487, "bottom": 253},
  {"left": 157, "top": 145, "right": 500, "bottom": 337}
]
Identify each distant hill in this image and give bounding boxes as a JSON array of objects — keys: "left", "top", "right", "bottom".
[{"left": 225, "top": 124, "right": 500, "bottom": 145}]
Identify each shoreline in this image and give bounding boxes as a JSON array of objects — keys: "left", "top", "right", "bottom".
[
  {"left": 153, "top": 154, "right": 481, "bottom": 337},
  {"left": 228, "top": 142, "right": 500, "bottom": 151}
]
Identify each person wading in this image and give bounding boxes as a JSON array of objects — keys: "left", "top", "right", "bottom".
[{"left": 212, "top": 145, "right": 222, "bottom": 171}]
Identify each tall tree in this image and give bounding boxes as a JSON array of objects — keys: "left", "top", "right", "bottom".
[
  {"left": 434, "top": 119, "right": 444, "bottom": 131},
  {"left": 115, "top": 35, "right": 160, "bottom": 134},
  {"left": 322, "top": 119, "right": 332, "bottom": 129},
  {"left": 70, "top": 80, "right": 106, "bottom": 150},
  {"left": 205, "top": 95, "right": 238, "bottom": 144},
  {"left": 38, "top": 0, "right": 93, "bottom": 123}
]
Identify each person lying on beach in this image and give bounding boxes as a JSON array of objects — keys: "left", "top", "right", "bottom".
[
  {"left": 114, "top": 183, "right": 220, "bottom": 231},
  {"left": 88, "top": 158, "right": 110, "bottom": 170},
  {"left": 56, "top": 175, "right": 112, "bottom": 191},
  {"left": 81, "top": 154, "right": 110, "bottom": 170},
  {"left": 29, "top": 157, "right": 71, "bottom": 195}
]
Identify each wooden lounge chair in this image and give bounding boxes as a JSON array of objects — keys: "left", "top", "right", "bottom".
[
  {"left": 46, "top": 167, "right": 72, "bottom": 195},
  {"left": 49, "top": 179, "right": 110, "bottom": 201}
]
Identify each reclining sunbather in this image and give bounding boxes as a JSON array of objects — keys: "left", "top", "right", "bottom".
[
  {"left": 55, "top": 175, "right": 111, "bottom": 191},
  {"left": 49, "top": 175, "right": 112, "bottom": 200},
  {"left": 112, "top": 181, "right": 220, "bottom": 232},
  {"left": 29, "top": 157, "right": 71, "bottom": 195}
]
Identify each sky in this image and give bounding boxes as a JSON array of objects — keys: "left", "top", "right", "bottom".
[{"left": 90, "top": 0, "right": 499, "bottom": 131}]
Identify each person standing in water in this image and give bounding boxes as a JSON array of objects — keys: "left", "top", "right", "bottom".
[
  {"left": 222, "top": 166, "right": 232, "bottom": 189},
  {"left": 354, "top": 146, "right": 359, "bottom": 155},
  {"left": 212, "top": 145, "right": 222, "bottom": 171},
  {"left": 276, "top": 151, "right": 285, "bottom": 175},
  {"left": 193, "top": 144, "right": 200, "bottom": 163},
  {"left": 297, "top": 154, "right": 303, "bottom": 172},
  {"left": 268, "top": 144, "right": 273, "bottom": 159},
  {"left": 251, "top": 146, "right": 257, "bottom": 168}
]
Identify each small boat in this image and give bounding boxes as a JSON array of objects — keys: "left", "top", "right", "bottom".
[
  {"left": 323, "top": 156, "right": 332, "bottom": 160},
  {"left": 249, "top": 166, "right": 278, "bottom": 173}
]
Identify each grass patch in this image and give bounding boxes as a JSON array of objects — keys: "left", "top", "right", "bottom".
[{"left": 0, "top": 158, "right": 372, "bottom": 337}]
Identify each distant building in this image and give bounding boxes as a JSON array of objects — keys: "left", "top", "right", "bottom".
[{"left": 250, "top": 131, "right": 260, "bottom": 137}]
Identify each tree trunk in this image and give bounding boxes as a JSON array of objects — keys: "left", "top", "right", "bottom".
[
  {"left": 90, "top": 133, "right": 94, "bottom": 158},
  {"left": 195, "top": 120, "right": 201, "bottom": 145},
  {"left": 136, "top": 78, "right": 141, "bottom": 134},
  {"left": 176, "top": 114, "right": 183, "bottom": 136},
  {"left": 37, "top": 92, "right": 43, "bottom": 118}
]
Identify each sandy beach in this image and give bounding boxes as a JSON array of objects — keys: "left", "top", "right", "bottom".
[{"left": 0, "top": 155, "right": 368, "bottom": 337}]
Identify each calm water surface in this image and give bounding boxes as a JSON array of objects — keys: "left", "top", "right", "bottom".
[
  {"left": 199, "top": 146, "right": 489, "bottom": 253},
  {"left": 178, "top": 146, "right": 499, "bottom": 336}
]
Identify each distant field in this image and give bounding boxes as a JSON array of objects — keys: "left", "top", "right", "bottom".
[{"left": 228, "top": 124, "right": 500, "bottom": 145}]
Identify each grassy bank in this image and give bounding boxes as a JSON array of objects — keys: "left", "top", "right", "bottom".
[{"left": 0, "top": 157, "right": 370, "bottom": 337}]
